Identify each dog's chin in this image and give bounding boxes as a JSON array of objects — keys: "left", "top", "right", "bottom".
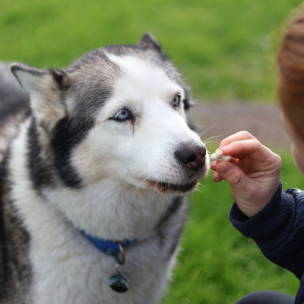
[
  {"left": 146, "top": 179, "right": 199, "bottom": 194},
  {"left": 129, "top": 176, "right": 199, "bottom": 194},
  {"left": 129, "top": 166, "right": 208, "bottom": 194}
]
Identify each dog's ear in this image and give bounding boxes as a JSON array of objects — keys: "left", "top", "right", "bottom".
[
  {"left": 11, "top": 63, "right": 70, "bottom": 130},
  {"left": 138, "top": 33, "right": 162, "bottom": 53}
]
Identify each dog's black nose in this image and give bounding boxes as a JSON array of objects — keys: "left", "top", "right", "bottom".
[{"left": 174, "top": 144, "right": 206, "bottom": 171}]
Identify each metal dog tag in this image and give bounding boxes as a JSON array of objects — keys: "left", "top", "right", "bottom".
[
  {"left": 109, "top": 242, "right": 130, "bottom": 293},
  {"left": 109, "top": 273, "right": 130, "bottom": 293}
]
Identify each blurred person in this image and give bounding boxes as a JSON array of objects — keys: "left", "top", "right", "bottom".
[{"left": 211, "top": 9, "right": 304, "bottom": 304}]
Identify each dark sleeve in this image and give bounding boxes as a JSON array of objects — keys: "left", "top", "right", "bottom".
[{"left": 230, "top": 182, "right": 304, "bottom": 279}]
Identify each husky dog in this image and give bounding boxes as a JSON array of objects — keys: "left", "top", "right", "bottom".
[{"left": 0, "top": 34, "right": 209, "bottom": 304}]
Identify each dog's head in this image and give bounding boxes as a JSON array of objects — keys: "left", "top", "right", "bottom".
[{"left": 11, "top": 34, "right": 209, "bottom": 195}]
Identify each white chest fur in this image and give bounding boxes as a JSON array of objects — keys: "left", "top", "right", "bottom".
[{"left": 29, "top": 210, "right": 178, "bottom": 304}]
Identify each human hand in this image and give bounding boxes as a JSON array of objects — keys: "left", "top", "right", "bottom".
[{"left": 211, "top": 131, "right": 282, "bottom": 218}]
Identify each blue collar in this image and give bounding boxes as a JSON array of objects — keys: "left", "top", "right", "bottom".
[{"left": 82, "top": 231, "right": 132, "bottom": 256}]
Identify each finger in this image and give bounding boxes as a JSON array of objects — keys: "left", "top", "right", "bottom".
[
  {"left": 211, "top": 161, "right": 218, "bottom": 170},
  {"left": 220, "top": 139, "right": 273, "bottom": 163},
  {"left": 213, "top": 170, "right": 223, "bottom": 182},
  {"left": 216, "top": 161, "right": 250, "bottom": 190},
  {"left": 219, "top": 131, "right": 256, "bottom": 149}
]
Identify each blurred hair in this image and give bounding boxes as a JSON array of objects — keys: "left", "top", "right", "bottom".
[{"left": 277, "top": 8, "right": 304, "bottom": 143}]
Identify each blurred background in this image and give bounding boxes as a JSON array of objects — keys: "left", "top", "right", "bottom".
[{"left": 1, "top": 0, "right": 303, "bottom": 303}]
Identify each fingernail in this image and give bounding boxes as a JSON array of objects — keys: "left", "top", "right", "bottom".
[
  {"left": 221, "top": 144, "right": 231, "bottom": 152},
  {"left": 218, "top": 163, "right": 230, "bottom": 174},
  {"left": 213, "top": 171, "right": 219, "bottom": 179},
  {"left": 211, "top": 161, "right": 218, "bottom": 167}
]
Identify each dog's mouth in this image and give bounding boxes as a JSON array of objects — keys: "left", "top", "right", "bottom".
[{"left": 145, "top": 179, "right": 199, "bottom": 194}]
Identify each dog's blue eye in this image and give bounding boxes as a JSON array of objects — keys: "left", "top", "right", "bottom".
[
  {"left": 173, "top": 95, "right": 181, "bottom": 108},
  {"left": 114, "top": 109, "right": 132, "bottom": 122}
]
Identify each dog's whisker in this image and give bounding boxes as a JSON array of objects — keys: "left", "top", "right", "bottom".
[
  {"left": 131, "top": 172, "right": 147, "bottom": 178},
  {"left": 152, "top": 180, "right": 158, "bottom": 201},
  {"left": 203, "top": 134, "right": 222, "bottom": 144},
  {"left": 128, "top": 165, "right": 150, "bottom": 170},
  {"left": 199, "top": 125, "right": 214, "bottom": 138},
  {"left": 131, "top": 174, "right": 153, "bottom": 197},
  {"left": 195, "top": 188, "right": 204, "bottom": 195},
  {"left": 159, "top": 182, "right": 167, "bottom": 218},
  {"left": 205, "top": 140, "right": 219, "bottom": 146},
  {"left": 194, "top": 125, "right": 207, "bottom": 134}
]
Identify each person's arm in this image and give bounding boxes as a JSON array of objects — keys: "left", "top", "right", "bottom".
[
  {"left": 211, "top": 131, "right": 304, "bottom": 277},
  {"left": 230, "top": 182, "right": 304, "bottom": 279}
]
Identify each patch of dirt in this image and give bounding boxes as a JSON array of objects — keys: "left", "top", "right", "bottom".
[{"left": 188, "top": 102, "right": 290, "bottom": 148}]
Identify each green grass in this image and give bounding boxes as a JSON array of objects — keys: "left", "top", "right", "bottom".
[
  {"left": 0, "top": 0, "right": 303, "bottom": 101},
  {"left": 162, "top": 147, "right": 303, "bottom": 304},
  {"left": 1, "top": 1, "right": 303, "bottom": 302}
]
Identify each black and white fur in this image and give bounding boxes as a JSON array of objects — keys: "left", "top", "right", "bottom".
[{"left": 0, "top": 34, "right": 209, "bottom": 304}]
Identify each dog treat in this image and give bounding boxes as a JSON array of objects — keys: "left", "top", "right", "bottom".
[{"left": 210, "top": 150, "right": 232, "bottom": 162}]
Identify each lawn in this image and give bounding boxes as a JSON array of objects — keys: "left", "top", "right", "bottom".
[
  {"left": 0, "top": 0, "right": 303, "bottom": 101},
  {"left": 162, "top": 147, "right": 303, "bottom": 304},
  {"left": 1, "top": 1, "right": 303, "bottom": 303}
]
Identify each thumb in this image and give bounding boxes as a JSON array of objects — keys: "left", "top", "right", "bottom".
[{"left": 216, "top": 162, "right": 249, "bottom": 190}]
